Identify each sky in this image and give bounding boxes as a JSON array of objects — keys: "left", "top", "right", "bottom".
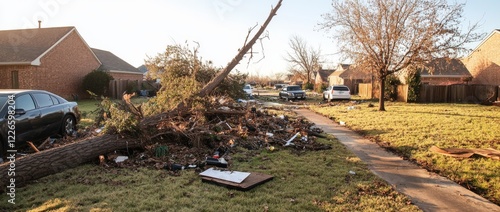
[{"left": 0, "top": 0, "right": 499, "bottom": 77}]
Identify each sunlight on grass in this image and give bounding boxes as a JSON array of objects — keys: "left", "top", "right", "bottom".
[
  {"left": 0, "top": 136, "right": 420, "bottom": 211},
  {"left": 310, "top": 102, "right": 500, "bottom": 204}
]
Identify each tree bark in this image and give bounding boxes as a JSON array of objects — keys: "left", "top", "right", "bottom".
[
  {"left": 0, "top": 135, "right": 141, "bottom": 189},
  {"left": 196, "top": 0, "right": 283, "bottom": 98},
  {"left": 379, "top": 75, "right": 386, "bottom": 111}
]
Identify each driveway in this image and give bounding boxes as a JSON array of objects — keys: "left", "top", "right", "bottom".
[{"left": 294, "top": 108, "right": 500, "bottom": 212}]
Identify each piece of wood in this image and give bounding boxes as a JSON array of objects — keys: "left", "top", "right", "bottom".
[
  {"left": 0, "top": 135, "right": 141, "bottom": 189},
  {"left": 27, "top": 141, "right": 40, "bottom": 152},
  {"left": 201, "top": 172, "right": 274, "bottom": 191},
  {"left": 430, "top": 146, "right": 500, "bottom": 160}
]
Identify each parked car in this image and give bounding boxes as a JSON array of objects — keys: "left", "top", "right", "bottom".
[
  {"left": 243, "top": 84, "right": 253, "bottom": 96},
  {"left": 279, "top": 85, "right": 306, "bottom": 100},
  {"left": 0, "top": 89, "right": 81, "bottom": 160},
  {"left": 274, "top": 84, "right": 288, "bottom": 90},
  {"left": 323, "top": 85, "right": 351, "bottom": 101}
]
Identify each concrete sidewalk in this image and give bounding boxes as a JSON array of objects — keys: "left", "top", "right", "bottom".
[{"left": 294, "top": 109, "right": 500, "bottom": 212}]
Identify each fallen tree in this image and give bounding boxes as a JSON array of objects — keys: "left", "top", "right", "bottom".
[{"left": 0, "top": 0, "right": 283, "bottom": 190}]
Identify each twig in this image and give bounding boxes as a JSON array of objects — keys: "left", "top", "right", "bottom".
[{"left": 27, "top": 141, "right": 40, "bottom": 152}]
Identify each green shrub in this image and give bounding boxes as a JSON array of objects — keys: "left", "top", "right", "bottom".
[
  {"left": 82, "top": 69, "right": 113, "bottom": 96},
  {"left": 406, "top": 69, "right": 421, "bottom": 102},
  {"left": 384, "top": 74, "right": 400, "bottom": 101}
]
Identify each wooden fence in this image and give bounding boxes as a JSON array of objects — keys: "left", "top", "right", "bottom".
[
  {"left": 417, "top": 84, "right": 498, "bottom": 103},
  {"left": 108, "top": 79, "right": 140, "bottom": 99},
  {"left": 361, "top": 83, "right": 499, "bottom": 103}
]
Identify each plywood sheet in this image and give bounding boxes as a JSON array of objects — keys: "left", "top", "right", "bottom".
[{"left": 201, "top": 172, "right": 274, "bottom": 191}]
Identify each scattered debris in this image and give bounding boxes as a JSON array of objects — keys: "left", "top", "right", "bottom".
[
  {"left": 114, "top": 156, "right": 129, "bottom": 163},
  {"left": 339, "top": 121, "right": 346, "bottom": 126},
  {"left": 349, "top": 170, "right": 356, "bottom": 175},
  {"left": 430, "top": 146, "right": 500, "bottom": 160},
  {"left": 200, "top": 168, "right": 274, "bottom": 191}
]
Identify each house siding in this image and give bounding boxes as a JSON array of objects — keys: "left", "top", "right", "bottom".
[
  {"left": 0, "top": 30, "right": 100, "bottom": 99},
  {"left": 463, "top": 32, "right": 500, "bottom": 86}
]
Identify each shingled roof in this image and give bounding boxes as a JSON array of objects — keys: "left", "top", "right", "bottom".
[
  {"left": 422, "top": 58, "right": 471, "bottom": 77},
  {"left": 0, "top": 27, "right": 76, "bottom": 65},
  {"left": 91, "top": 48, "right": 141, "bottom": 74}
]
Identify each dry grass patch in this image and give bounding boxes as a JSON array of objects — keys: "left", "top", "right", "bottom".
[{"left": 310, "top": 101, "right": 500, "bottom": 204}]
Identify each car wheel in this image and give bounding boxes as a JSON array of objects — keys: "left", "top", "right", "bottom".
[
  {"left": 323, "top": 94, "right": 327, "bottom": 100},
  {"left": 61, "top": 115, "right": 76, "bottom": 136}
]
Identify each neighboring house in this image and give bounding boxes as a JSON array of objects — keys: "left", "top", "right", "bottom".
[
  {"left": 91, "top": 48, "right": 143, "bottom": 82},
  {"left": 418, "top": 58, "right": 472, "bottom": 85},
  {"left": 314, "top": 68, "right": 335, "bottom": 85},
  {"left": 462, "top": 29, "right": 500, "bottom": 86},
  {"left": 137, "top": 64, "right": 148, "bottom": 80},
  {"left": 327, "top": 63, "right": 371, "bottom": 94},
  {"left": 0, "top": 26, "right": 101, "bottom": 99}
]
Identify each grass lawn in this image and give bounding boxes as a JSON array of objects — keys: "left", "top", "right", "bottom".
[
  {"left": 310, "top": 101, "right": 500, "bottom": 205},
  {"left": 0, "top": 136, "right": 419, "bottom": 211}
]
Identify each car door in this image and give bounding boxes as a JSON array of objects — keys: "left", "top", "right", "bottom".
[
  {"left": 32, "top": 93, "right": 63, "bottom": 139},
  {"left": 14, "top": 94, "right": 41, "bottom": 143}
]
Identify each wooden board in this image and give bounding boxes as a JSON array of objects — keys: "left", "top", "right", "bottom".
[{"left": 201, "top": 172, "right": 274, "bottom": 191}]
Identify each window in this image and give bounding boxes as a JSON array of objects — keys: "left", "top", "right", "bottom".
[
  {"left": 33, "top": 93, "right": 54, "bottom": 108},
  {"left": 50, "top": 95, "right": 60, "bottom": 104},
  {"left": 15, "top": 94, "right": 36, "bottom": 111},
  {"left": 11, "top": 71, "right": 19, "bottom": 89}
]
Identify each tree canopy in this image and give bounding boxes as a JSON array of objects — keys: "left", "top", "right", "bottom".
[{"left": 320, "top": 0, "right": 482, "bottom": 110}]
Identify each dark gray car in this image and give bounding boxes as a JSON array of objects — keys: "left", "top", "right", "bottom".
[
  {"left": 0, "top": 90, "right": 80, "bottom": 160},
  {"left": 279, "top": 85, "right": 306, "bottom": 100}
]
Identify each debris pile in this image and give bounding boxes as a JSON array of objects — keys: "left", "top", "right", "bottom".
[{"left": 97, "top": 96, "right": 330, "bottom": 172}]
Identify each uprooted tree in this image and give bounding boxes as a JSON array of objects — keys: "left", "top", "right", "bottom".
[{"left": 0, "top": 0, "right": 283, "bottom": 189}]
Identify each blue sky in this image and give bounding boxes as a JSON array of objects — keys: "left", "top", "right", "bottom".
[{"left": 0, "top": 0, "right": 498, "bottom": 77}]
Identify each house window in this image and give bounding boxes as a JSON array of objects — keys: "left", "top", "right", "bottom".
[{"left": 11, "top": 70, "right": 19, "bottom": 89}]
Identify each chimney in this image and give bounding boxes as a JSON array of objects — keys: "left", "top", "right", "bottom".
[{"left": 38, "top": 20, "right": 41, "bottom": 28}]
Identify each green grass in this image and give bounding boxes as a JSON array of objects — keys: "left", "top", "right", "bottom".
[
  {"left": 310, "top": 101, "right": 500, "bottom": 205},
  {"left": 0, "top": 136, "right": 420, "bottom": 212}
]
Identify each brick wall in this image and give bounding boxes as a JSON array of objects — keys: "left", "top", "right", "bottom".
[
  {"left": 463, "top": 32, "right": 500, "bottom": 86},
  {"left": 0, "top": 30, "right": 100, "bottom": 99}
]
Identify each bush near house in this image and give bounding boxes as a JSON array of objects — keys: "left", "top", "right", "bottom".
[{"left": 82, "top": 69, "right": 114, "bottom": 96}]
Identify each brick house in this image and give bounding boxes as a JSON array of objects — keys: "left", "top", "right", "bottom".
[
  {"left": 327, "top": 64, "right": 371, "bottom": 94},
  {"left": 418, "top": 58, "right": 472, "bottom": 85},
  {"left": 462, "top": 29, "right": 500, "bottom": 86},
  {"left": 0, "top": 26, "right": 100, "bottom": 99}
]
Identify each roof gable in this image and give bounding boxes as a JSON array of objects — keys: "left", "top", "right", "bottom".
[
  {"left": 466, "top": 29, "right": 500, "bottom": 58},
  {"left": 92, "top": 48, "right": 141, "bottom": 74},
  {"left": 317, "top": 69, "right": 335, "bottom": 81},
  {"left": 0, "top": 27, "right": 75, "bottom": 65}
]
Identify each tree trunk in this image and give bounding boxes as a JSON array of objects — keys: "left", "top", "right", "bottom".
[
  {"left": 379, "top": 75, "right": 386, "bottom": 111},
  {"left": 196, "top": 0, "right": 282, "bottom": 98},
  {"left": 0, "top": 135, "right": 141, "bottom": 189},
  {"left": 0, "top": 0, "right": 284, "bottom": 191}
]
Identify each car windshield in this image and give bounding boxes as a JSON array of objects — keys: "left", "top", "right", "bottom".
[
  {"left": 287, "top": 86, "right": 301, "bottom": 91},
  {"left": 244, "top": 85, "right": 251, "bottom": 89}
]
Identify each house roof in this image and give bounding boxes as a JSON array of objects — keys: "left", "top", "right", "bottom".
[
  {"left": 330, "top": 64, "right": 352, "bottom": 78},
  {"left": 91, "top": 48, "right": 142, "bottom": 74},
  {"left": 421, "top": 58, "right": 471, "bottom": 77},
  {"left": 466, "top": 29, "right": 500, "bottom": 58},
  {"left": 137, "top": 65, "right": 148, "bottom": 74},
  {"left": 317, "top": 69, "right": 335, "bottom": 81},
  {"left": 0, "top": 27, "right": 80, "bottom": 65}
]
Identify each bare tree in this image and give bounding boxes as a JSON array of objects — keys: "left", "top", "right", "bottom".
[
  {"left": 285, "top": 35, "right": 322, "bottom": 85},
  {"left": 320, "top": 0, "right": 482, "bottom": 111}
]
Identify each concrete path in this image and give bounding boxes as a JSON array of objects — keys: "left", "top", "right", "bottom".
[{"left": 294, "top": 109, "right": 500, "bottom": 212}]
